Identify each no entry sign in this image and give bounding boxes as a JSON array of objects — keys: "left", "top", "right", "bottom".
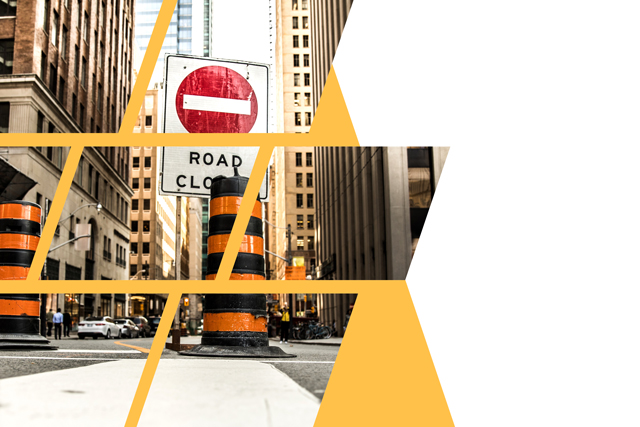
[{"left": 163, "top": 55, "right": 269, "bottom": 133}]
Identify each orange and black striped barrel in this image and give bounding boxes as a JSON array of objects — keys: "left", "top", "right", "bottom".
[
  {"left": 206, "top": 174, "right": 265, "bottom": 280},
  {"left": 0, "top": 201, "right": 52, "bottom": 348},
  {"left": 0, "top": 200, "right": 41, "bottom": 280},
  {"left": 204, "top": 174, "right": 267, "bottom": 347}
]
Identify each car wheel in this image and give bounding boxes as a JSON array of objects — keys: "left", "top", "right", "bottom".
[
  {"left": 93, "top": 336, "right": 98, "bottom": 339},
  {"left": 79, "top": 335, "right": 85, "bottom": 340},
  {"left": 106, "top": 330, "right": 111, "bottom": 339},
  {"left": 118, "top": 330, "right": 122, "bottom": 339}
]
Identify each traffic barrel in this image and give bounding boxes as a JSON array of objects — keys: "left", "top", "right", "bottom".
[
  {"left": 182, "top": 172, "right": 293, "bottom": 358},
  {"left": 0, "top": 201, "right": 55, "bottom": 350}
]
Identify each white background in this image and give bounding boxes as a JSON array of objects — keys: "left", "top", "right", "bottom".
[{"left": 334, "top": 1, "right": 640, "bottom": 426}]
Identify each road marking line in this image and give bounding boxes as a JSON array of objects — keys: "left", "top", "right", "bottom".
[
  {"left": 55, "top": 349, "right": 140, "bottom": 354},
  {"left": 263, "top": 361, "right": 335, "bottom": 364},
  {"left": 115, "top": 341, "right": 151, "bottom": 354},
  {"left": 0, "top": 356, "right": 119, "bottom": 361},
  {"left": 183, "top": 94, "right": 251, "bottom": 115}
]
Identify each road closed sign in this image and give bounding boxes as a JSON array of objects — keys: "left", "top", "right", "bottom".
[
  {"left": 159, "top": 147, "right": 269, "bottom": 200},
  {"left": 163, "top": 55, "right": 269, "bottom": 133}
]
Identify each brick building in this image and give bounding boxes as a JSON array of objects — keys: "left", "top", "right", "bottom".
[{"left": 0, "top": 0, "right": 135, "bottom": 133}]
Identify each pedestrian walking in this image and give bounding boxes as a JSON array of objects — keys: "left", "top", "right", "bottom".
[
  {"left": 53, "top": 308, "right": 63, "bottom": 340},
  {"left": 63, "top": 311, "right": 72, "bottom": 337},
  {"left": 280, "top": 303, "right": 291, "bottom": 344},
  {"left": 46, "top": 309, "right": 54, "bottom": 337}
]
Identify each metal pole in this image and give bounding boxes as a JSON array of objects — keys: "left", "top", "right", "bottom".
[
  {"left": 173, "top": 196, "right": 182, "bottom": 346},
  {"left": 287, "top": 224, "right": 292, "bottom": 266}
]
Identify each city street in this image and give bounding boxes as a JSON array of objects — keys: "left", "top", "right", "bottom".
[{"left": 0, "top": 335, "right": 153, "bottom": 380}]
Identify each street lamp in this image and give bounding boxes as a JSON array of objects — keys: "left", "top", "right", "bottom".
[{"left": 59, "top": 202, "right": 102, "bottom": 223}]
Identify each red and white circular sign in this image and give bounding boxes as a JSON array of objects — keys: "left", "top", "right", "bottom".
[{"left": 175, "top": 66, "right": 258, "bottom": 133}]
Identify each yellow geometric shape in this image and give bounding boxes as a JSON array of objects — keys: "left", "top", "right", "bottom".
[{"left": 316, "top": 282, "right": 454, "bottom": 426}]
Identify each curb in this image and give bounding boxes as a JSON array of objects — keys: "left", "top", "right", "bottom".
[{"left": 269, "top": 338, "right": 341, "bottom": 347}]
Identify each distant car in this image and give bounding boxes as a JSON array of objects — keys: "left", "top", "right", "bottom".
[
  {"left": 114, "top": 319, "right": 140, "bottom": 338},
  {"left": 78, "top": 317, "right": 120, "bottom": 339},
  {"left": 127, "top": 316, "right": 151, "bottom": 337},
  {"left": 147, "top": 316, "right": 162, "bottom": 336}
]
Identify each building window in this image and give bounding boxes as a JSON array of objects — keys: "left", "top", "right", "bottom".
[
  {"left": 292, "top": 16, "right": 298, "bottom": 29},
  {"left": 131, "top": 221, "right": 138, "bottom": 232},
  {"left": 143, "top": 221, "right": 150, "bottom": 232},
  {"left": 74, "top": 45, "right": 79, "bottom": 76},
  {"left": 145, "top": 116, "right": 152, "bottom": 127},
  {"left": 296, "top": 173, "right": 303, "bottom": 187},
  {"left": 143, "top": 199, "right": 150, "bottom": 211},
  {"left": 297, "top": 215, "right": 303, "bottom": 229},
  {"left": 292, "top": 0, "right": 297, "bottom": 10},
  {"left": 43, "top": 0, "right": 50, "bottom": 33},
  {"left": 296, "top": 152, "right": 302, "bottom": 166},
  {"left": 303, "top": 35, "right": 309, "bottom": 48},
  {"left": 131, "top": 242, "right": 138, "bottom": 254},
  {"left": 307, "top": 193, "right": 313, "bottom": 208},
  {"left": 0, "top": 40, "right": 14, "bottom": 74},
  {"left": 304, "top": 93, "right": 311, "bottom": 107},
  {"left": 297, "top": 238, "right": 304, "bottom": 250},
  {"left": 295, "top": 112, "right": 301, "bottom": 126},
  {"left": 144, "top": 178, "right": 151, "bottom": 189},
  {"left": 81, "top": 57, "right": 86, "bottom": 87},
  {"left": 294, "top": 93, "right": 300, "bottom": 106},
  {"left": 301, "top": 0, "right": 308, "bottom": 10},
  {"left": 83, "top": 11, "right": 89, "bottom": 42},
  {"left": 132, "top": 178, "right": 139, "bottom": 189},
  {"left": 49, "top": 64, "right": 57, "bottom": 94},
  {"left": 294, "top": 73, "right": 300, "bottom": 86},
  {"left": 76, "top": 0, "right": 81, "bottom": 28},
  {"left": 0, "top": 103, "right": 9, "bottom": 133},
  {"left": 143, "top": 242, "right": 149, "bottom": 253},
  {"left": 303, "top": 16, "right": 308, "bottom": 29},
  {"left": 52, "top": 12, "right": 59, "bottom": 46},
  {"left": 296, "top": 194, "right": 303, "bottom": 208},
  {"left": 132, "top": 199, "right": 138, "bottom": 210},
  {"left": 305, "top": 112, "right": 311, "bottom": 126},
  {"left": 304, "top": 73, "right": 310, "bottom": 86},
  {"left": 308, "top": 235, "right": 314, "bottom": 250},
  {"left": 293, "top": 54, "right": 299, "bottom": 67},
  {"left": 303, "top": 54, "right": 309, "bottom": 67},
  {"left": 306, "top": 152, "right": 312, "bottom": 166},
  {"left": 40, "top": 52, "right": 47, "bottom": 82},
  {"left": 307, "top": 215, "right": 313, "bottom": 229},
  {"left": 58, "top": 77, "right": 65, "bottom": 103},
  {"left": 72, "top": 93, "right": 77, "bottom": 118},
  {"left": 79, "top": 103, "right": 84, "bottom": 128},
  {"left": 306, "top": 173, "right": 313, "bottom": 187},
  {"left": 293, "top": 35, "right": 299, "bottom": 48},
  {"left": 37, "top": 112, "right": 44, "bottom": 133},
  {"left": 144, "top": 156, "right": 151, "bottom": 168},
  {"left": 132, "top": 156, "right": 139, "bottom": 168},
  {"left": 0, "top": 0, "right": 17, "bottom": 16}
]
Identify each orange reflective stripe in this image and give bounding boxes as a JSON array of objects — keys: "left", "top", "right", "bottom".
[
  {"left": 0, "top": 299, "right": 40, "bottom": 316},
  {"left": 203, "top": 312, "right": 266, "bottom": 333},
  {"left": 206, "top": 273, "right": 265, "bottom": 281},
  {"left": 207, "top": 234, "right": 264, "bottom": 255},
  {"left": 0, "top": 204, "right": 41, "bottom": 222},
  {"left": 210, "top": 197, "right": 261, "bottom": 218},
  {"left": 0, "top": 234, "right": 39, "bottom": 251},
  {"left": 0, "top": 266, "right": 30, "bottom": 280}
]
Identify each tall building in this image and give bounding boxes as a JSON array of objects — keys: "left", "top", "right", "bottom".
[
  {"left": 0, "top": 146, "right": 132, "bottom": 325},
  {"left": 0, "top": 0, "right": 135, "bottom": 133},
  {"left": 309, "top": 0, "right": 352, "bottom": 113},
  {"left": 134, "top": 0, "right": 203, "bottom": 84},
  {"left": 275, "top": 0, "right": 313, "bottom": 133},
  {"left": 265, "top": 147, "right": 316, "bottom": 280}
]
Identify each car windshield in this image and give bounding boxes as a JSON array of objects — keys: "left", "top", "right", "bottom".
[
  {"left": 151, "top": 318, "right": 161, "bottom": 325},
  {"left": 131, "top": 319, "right": 141, "bottom": 324},
  {"left": 85, "top": 317, "right": 104, "bottom": 321}
]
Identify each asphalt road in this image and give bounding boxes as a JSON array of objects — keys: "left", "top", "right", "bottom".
[
  {"left": 163, "top": 340, "right": 339, "bottom": 400},
  {"left": 0, "top": 335, "right": 153, "bottom": 380}
]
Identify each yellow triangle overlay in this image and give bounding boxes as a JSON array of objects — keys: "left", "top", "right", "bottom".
[
  {"left": 316, "top": 281, "right": 455, "bottom": 426},
  {"left": 310, "top": 66, "right": 359, "bottom": 145}
]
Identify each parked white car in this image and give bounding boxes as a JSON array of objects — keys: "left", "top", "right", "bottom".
[
  {"left": 78, "top": 317, "right": 120, "bottom": 339},
  {"left": 114, "top": 319, "right": 140, "bottom": 338}
]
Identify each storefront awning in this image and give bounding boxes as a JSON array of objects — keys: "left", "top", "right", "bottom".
[{"left": 0, "top": 156, "right": 37, "bottom": 202}]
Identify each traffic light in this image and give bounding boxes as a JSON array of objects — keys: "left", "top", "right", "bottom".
[
  {"left": 184, "top": 297, "right": 190, "bottom": 307},
  {"left": 142, "top": 262, "right": 149, "bottom": 279}
]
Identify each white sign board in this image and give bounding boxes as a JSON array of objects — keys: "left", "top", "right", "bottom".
[
  {"left": 163, "top": 55, "right": 269, "bottom": 134},
  {"left": 159, "top": 147, "right": 269, "bottom": 201}
]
